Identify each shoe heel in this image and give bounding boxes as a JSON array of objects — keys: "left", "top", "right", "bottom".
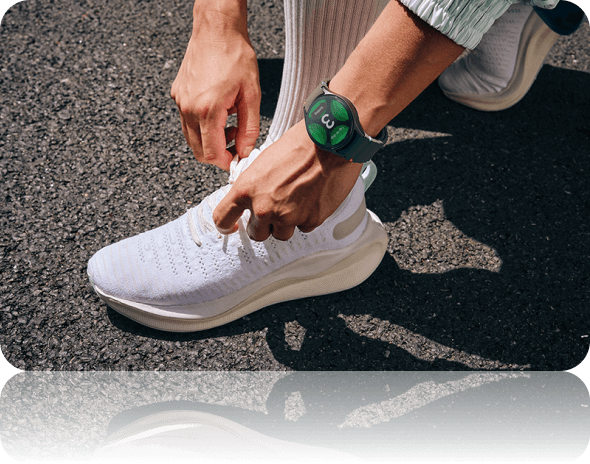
[{"left": 441, "top": 12, "right": 559, "bottom": 112}]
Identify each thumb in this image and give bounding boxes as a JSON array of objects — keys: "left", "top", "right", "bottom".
[
  {"left": 235, "top": 86, "right": 261, "bottom": 159},
  {"left": 212, "top": 186, "right": 248, "bottom": 235}
]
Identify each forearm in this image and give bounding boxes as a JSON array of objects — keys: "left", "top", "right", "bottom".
[
  {"left": 192, "top": 0, "right": 249, "bottom": 40},
  {"left": 329, "top": 0, "right": 465, "bottom": 137}
]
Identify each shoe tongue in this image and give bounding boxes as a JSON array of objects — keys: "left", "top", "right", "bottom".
[{"left": 228, "top": 148, "right": 262, "bottom": 183}]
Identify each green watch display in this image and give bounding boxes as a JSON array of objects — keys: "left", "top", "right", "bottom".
[{"left": 303, "top": 79, "right": 387, "bottom": 163}]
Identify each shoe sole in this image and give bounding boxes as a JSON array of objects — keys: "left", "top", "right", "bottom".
[
  {"left": 93, "top": 210, "right": 388, "bottom": 332},
  {"left": 440, "top": 12, "right": 559, "bottom": 112}
]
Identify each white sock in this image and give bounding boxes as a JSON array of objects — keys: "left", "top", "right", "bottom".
[
  {"left": 439, "top": 5, "right": 534, "bottom": 95},
  {"left": 260, "top": 0, "right": 390, "bottom": 151}
]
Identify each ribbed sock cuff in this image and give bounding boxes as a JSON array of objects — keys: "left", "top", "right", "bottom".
[{"left": 263, "top": 0, "right": 388, "bottom": 149}]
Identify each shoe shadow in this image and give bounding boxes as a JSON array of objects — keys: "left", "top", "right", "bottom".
[{"left": 107, "top": 64, "right": 589, "bottom": 371}]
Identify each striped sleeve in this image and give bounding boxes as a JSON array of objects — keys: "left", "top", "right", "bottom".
[
  {"left": 397, "top": 0, "right": 561, "bottom": 49},
  {"left": 520, "top": 1, "right": 559, "bottom": 7}
]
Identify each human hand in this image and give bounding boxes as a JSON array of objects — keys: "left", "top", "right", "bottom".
[
  {"left": 212, "top": 121, "right": 363, "bottom": 241},
  {"left": 170, "top": 3, "right": 261, "bottom": 171}
]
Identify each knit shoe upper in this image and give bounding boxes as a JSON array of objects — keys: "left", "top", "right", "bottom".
[
  {"left": 437, "top": 5, "right": 559, "bottom": 111},
  {"left": 87, "top": 149, "right": 385, "bottom": 329}
]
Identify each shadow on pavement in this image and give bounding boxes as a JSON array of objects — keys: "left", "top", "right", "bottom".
[{"left": 108, "top": 62, "right": 589, "bottom": 370}]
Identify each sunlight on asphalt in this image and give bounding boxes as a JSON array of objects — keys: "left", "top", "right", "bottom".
[
  {"left": 383, "top": 200, "right": 503, "bottom": 274},
  {"left": 338, "top": 314, "right": 530, "bottom": 370}
]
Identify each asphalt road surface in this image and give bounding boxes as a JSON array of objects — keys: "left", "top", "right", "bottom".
[{"left": 1, "top": 0, "right": 589, "bottom": 371}]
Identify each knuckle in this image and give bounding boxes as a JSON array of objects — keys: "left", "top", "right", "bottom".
[
  {"left": 275, "top": 210, "right": 299, "bottom": 227},
  {"left": 178, "top": 100, "right": 214, "bottom": 120},
  {"left": 242, "top": 124, "right": 260, "bottom": 138},
  {"left": 251, "top": 200, "right": 273, "bottom": 221},
  {"left": 299, "top": 215, "right": 321, "bottom": 232},
  {"left": 203, "top": 152, "right": 217, "bottom": 162},
  {"left": 170, "top": 80, "right": 178, "bottom": 96},
  {"left": 211, "top": 209, "right": 225, "bottom": 228},
  {"left": 196, "top": 105, "right": 211, "bottom": 119},
  {"left": 177, "top": 101, "right": 192, "bottom": 115},
  {"left": 247, "top": 224, "right": 268, "bottom": 242},
  {"left": 232, "top": 185, "right": 251, "bottom": 203},
  {"left": 254, "top": 207, "right": 270, "bottom": 220},
  {"left": 191, "top": 147, "right": 204, "bottom": 160},
  {"left": 245, "top": 86, "right": 261, "bottom": 103},
  {"left": 251, "top": 234, "right": 268, "bottom": 243}
]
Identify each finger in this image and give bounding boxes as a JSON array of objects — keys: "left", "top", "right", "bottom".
[
  {"left": 181, "top": 115, "right": 206, "bottom": 162},
  {"left": 170, "top": 80, "right": 177, "bottom": 101},
  {"left": 297, "top": 223, "right": 318, "bottom": 234},
  {"left": 212, "top": 189, "right": 247, "bottom": 235},
  {"left": 298, "top": 212, "right": 323, "bottom": 234},
  {"left": 200, "top": 108, "right": 233, "bottom": 170},
  {"left": 271, "top": 224, "right": 295, "bottom": 241},
  {"left": 179, "top": 115, "right": 190, "bottom": 149},
  {"left": 247, "top": 214, "right": 272, "bottom": 242},
  {"left": 235, "top": 86, "right": 261, "bottom": 159}
]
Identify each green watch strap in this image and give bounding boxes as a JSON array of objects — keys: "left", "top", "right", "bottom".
[{"left": 343, "top": 127, "right": 387, "bottom": 164}]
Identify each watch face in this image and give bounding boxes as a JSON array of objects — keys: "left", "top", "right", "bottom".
[{"left": 305, "top": 94, "right": 354, "bottom": 151}]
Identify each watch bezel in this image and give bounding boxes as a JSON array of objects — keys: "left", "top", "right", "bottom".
[{"left": 304, "top": 92, "right": 357, "bottom": 152}]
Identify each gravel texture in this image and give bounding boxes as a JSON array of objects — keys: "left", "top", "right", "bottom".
[
  {"left": 0, "top": 0, "right": 588, "bottom": 371},
  {"left": 385, "top": 200, "right": 503, "bottom": 274}
]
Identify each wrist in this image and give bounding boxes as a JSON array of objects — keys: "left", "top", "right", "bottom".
[
  {"left": 327, "top": 74, "right": 387, "bottom": 139},
  {"left": 294, "top": 122, "right": 362, "bottom": 179}
]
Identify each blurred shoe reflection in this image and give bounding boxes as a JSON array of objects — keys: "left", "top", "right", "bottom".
[{"left": 95, "top": 408, "right": 360, "bottom": 463}]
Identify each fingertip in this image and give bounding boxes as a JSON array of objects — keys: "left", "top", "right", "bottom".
[
  {"left": 241, "top": 145, "right": 253, "bottom": 159},
  {"left": 297, "top": 225, "right": 317, "bottom": 234},
  {"left": 211, "top": 150, "right": 234, "bottom": 171},
  {"left": 213, "top": 193, "right": 246, "bottom": 235},
  {"left": 215, "top": 222, "right": 239, "bottom": 235}
]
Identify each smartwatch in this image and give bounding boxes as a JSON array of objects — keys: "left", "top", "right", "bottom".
[{"left": 303, "top": 79, "right": 387, "bottom": 163}]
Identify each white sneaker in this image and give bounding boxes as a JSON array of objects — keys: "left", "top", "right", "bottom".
[
  {"left": 87, "top": 150, "right": 388, "bottom": 332},
  {"left": 438, "top": 5, "right": 559, "bottom": 111}
]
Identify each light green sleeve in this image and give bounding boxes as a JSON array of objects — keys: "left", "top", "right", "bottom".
[{"left": 397, "top": 0, "right": 560, "bottom": 49}]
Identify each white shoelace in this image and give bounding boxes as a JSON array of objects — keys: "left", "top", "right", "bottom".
[
  {"left": 186, "top": 154, "right": 376, "bottom": 247},
  {"left": 187, "top": 155, "right": 251, "bottom": 247}
]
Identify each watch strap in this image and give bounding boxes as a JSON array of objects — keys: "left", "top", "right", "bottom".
[
  {"left": 341, "top": 127, "right": 387, "bottom": 163},
  {"left": 303, "top": 79, "right": 330, "bottom": 114}
]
